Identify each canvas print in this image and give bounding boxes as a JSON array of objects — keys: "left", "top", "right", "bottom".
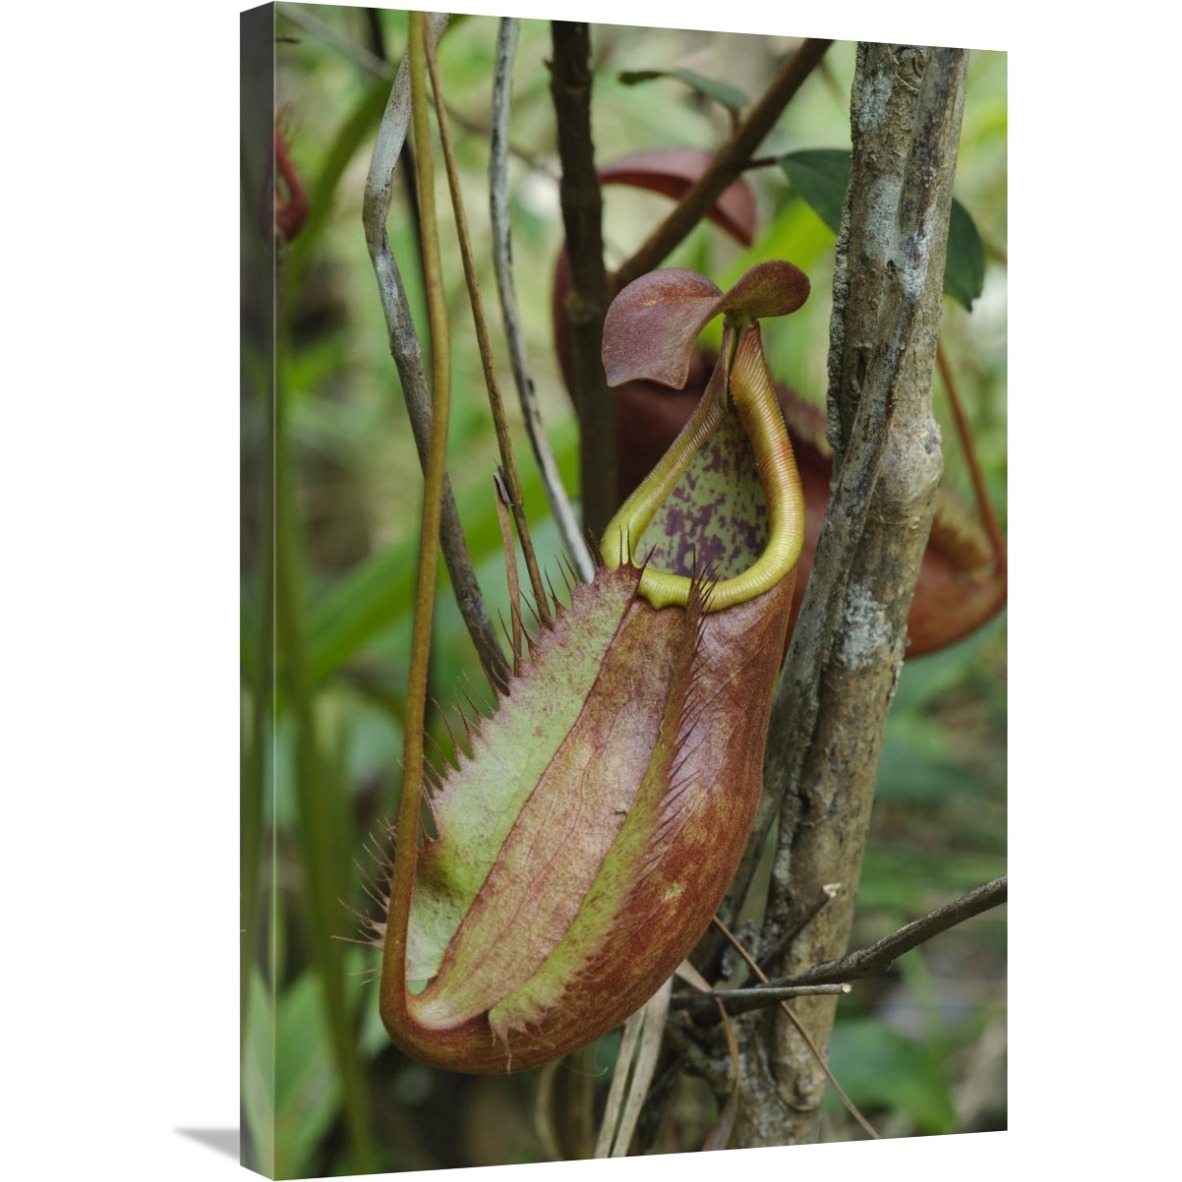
[{"left": 241, "top": 5, "right": 1007, "bottom": 1176}]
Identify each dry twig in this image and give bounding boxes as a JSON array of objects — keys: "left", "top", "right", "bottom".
[
  {"left": 713, "top": 918, "right": 879, "bottom": 1140},
  {"left": 491, "top": 18, "right": 594, "bottom": 583},
  {"left": 594, "top": 977, "right": 673, "bottom": 1157},
  {"left": 423, "top": 29, "right": 551, "bottom": 622},
  {"left": 771, "top": 876, "right": 1008, "bottom": 988},
  {"left": 361, "top": 12, "right": 510, "bottom": 692}
]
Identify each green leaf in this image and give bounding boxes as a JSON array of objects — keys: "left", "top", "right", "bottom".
[
  {"left": 274, "top": 972, "right": 343, "bottom": 1179},
  {"left": 776, "top": 148, "right": 987, "bottom": 310},
  {"left": 944, "top": 198, "right": 987, "bottom": 311},
  {"left": 270, "top": 956, "right": 385, "bottom": 1179},
  {"left": 776, "top": 148, "right": 851, "bottom": 237},
  {"left": 308, "top": 528, "right": 420, "bottom": 688},
  {"left": 618, "top": 68, "right": 748, "bottom": 112},
  {"left": 827, "top": 1018, "right": 959, "bottom": 1134},
  {"left": 242, "top": 970, "right": 276, "bottom": 1177}
]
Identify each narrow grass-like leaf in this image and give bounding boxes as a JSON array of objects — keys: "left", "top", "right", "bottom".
[
  {"left": 308, "top": 418, "right": 579, "bottom": 687},
  {"left": 274, "top": 972, "right": 343, "bottom": 1179},
  {"left": 275, "top": 321, "right": 377, "bottom": 1168},
  {"left": 618, "top": 68, "right": 749, "bottom": 113},
  {"left": 242, "top": 970, "right": 276, "bottom": 1177}
]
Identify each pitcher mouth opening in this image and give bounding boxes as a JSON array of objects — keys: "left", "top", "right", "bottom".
[{"left": 601, "top": 322, "right": 805, "bottom": 612}]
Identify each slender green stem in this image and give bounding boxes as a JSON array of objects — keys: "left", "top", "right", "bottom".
[
  {"left": 937, "top": 340, "right": 1007, "bottom": 571},
  {"left": 380, "top": 9, "right": 453, "bottom": 1031},
  {"left": 424, "top": 31, "right": 550, "bottom": 620}
]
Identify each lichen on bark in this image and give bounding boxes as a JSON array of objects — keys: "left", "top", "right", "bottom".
[{"left": 731, "top": 43, "right": 969, "bottom": 1147}]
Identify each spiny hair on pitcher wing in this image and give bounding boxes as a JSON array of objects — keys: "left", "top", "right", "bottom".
[{"left": 370, "top": 559, "right": 793, "bottom": 1073}]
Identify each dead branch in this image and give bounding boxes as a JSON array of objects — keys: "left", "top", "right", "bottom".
[{"left": 772, "top": 876, "right": 1007, "bottom": 988}]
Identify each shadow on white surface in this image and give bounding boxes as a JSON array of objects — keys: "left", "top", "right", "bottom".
[{"left": 175, "top": 1128, "right": 239, "bottom": 1161}]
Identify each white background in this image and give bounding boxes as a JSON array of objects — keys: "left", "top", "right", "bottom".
[{"left": 0, "top": 1, "right": 1175, "bottom": 1179}]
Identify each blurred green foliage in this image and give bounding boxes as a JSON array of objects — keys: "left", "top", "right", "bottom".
[{"left": 242, "top": 7, "right": 1006, "bottom": 1174}]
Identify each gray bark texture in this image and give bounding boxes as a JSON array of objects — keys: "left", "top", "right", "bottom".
[{"left": 732, "top": 43, "right": 968, "bottom": 1147}]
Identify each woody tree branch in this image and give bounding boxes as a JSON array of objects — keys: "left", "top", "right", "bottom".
[
  {"left": 730, "top": 43, "right": 969, "bottom": 1148},
  {"left": 612, "top": 37, "right": 832, "bottom": 293},
  {"left": 550, "top": 21, "right": 615, "bottom": 542}
]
